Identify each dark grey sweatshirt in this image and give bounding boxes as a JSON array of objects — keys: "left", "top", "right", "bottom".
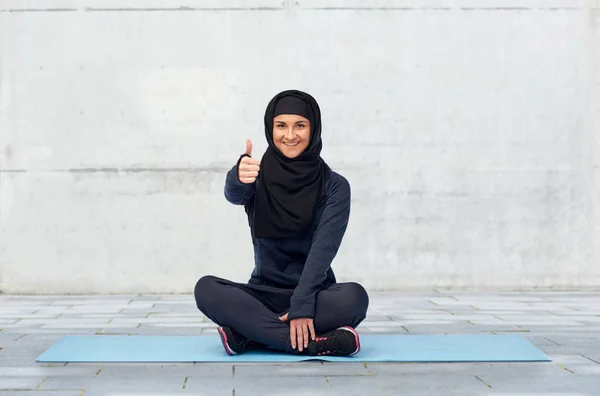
[{"left": 224, "top": 163, "right": 351, "bottom": 320}]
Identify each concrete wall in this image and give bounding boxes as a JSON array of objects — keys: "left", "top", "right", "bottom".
[{"left": 1, "top": 0, "right": 599, "bottom": 293}]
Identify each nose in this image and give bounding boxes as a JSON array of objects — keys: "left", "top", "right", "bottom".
[{"left": 285, "top": 126, "right": 296, "bottom": 140}]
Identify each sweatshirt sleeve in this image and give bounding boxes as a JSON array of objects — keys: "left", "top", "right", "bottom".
[
  {"left": 224, "top": 154, "right": 255, "bottom": 206},
  {"left": 288, "top": 175, "right": 351, "bottom": 320}
]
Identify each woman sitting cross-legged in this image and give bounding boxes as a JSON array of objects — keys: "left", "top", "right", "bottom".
[{"left": 194, "top": 89, "right": 369, "bottom": 357}]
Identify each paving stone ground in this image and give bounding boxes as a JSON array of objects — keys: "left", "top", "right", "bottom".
[{"left": 1, "top": 291, "right": 599, "bottom": 395}]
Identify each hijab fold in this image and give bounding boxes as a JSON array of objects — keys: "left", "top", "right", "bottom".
[{"left": 252, "top": 90, "right": 330, "bottom": 239}]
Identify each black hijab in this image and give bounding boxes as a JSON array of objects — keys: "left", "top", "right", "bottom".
[{"left": 252, "top": 90, "right": 330, "bottom": 239}]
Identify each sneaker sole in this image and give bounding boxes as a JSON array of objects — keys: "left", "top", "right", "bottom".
[
  {"left": 217, "top": 327, "right": 236, "bottom": 356},
  {"left": 339, "top": 326, "right": 360, "bottom": 356}
]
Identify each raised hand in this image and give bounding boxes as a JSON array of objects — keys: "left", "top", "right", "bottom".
[{"left": 238, "top": 139, "right": 261, "bottom": 184}]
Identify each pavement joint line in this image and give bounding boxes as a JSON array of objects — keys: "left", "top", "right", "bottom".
[
  {"left": 427, "top": 300, "right": 438, "bottom": 306},
  {"left": 18, "top": 389, "right": 87, "bottom": 392},
  {"left": 492, "top": 315, "right": 504, "bottom": 321},
  {"left": 95, "top": 365, "right": 104, "bottom": 377},
  {"left": 232, "top": 365, "right": 235, "bottom": 377},
  {"left": 544, "top": 337, "right": 560, "bottom": 345},
  {"left": 35, "top": 376, "right": 48, "bottom": 389},
  {"left": 466, "top": 320, "right": 476, "bottom": 326},
  {"left": 325, "top": 376, "right": 332, "bottom": 387},
  {"left": 98, "top": 332, "right": 127, "bottom": 335},
  {"left": 182, "top": 376, "right": 189, "bottom": 389},
  {"left": 583, "top": 355, "right": 600, "bottom": 365},
  {"left": 363, "top": 362, "right": 373, "bottom": 376},
  {"left": 79, "top": 389, "right": 87, "bottom": 395},
  {"left": 12, "top": 318, "right": 22, "bottom": 324},
  {"left": 232, "top": 389, "right": 236, "bottom": 396},
  {"left": 0, "top": 389, "right": 35, "bottom": 391},
  {"left": 556, "top": 363, "right": 579, "bottom": 376},
  {"left": 475, "top": 375, "right": 492, "bottom": 388},
  {"left": 401, "top": 325, "right": 409, "bottom": 332}
]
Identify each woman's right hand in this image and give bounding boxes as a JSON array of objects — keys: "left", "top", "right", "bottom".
[{"left": 238, "top": 139, "right": 261, "bottom": 184}]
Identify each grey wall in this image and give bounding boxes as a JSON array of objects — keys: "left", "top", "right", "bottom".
[{"left": 1, "top": 0, "right": 599, "bottom": 293}]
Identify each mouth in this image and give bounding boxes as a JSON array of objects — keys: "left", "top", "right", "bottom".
[{"left": 283, "top": 142, "right": 300, "bottom": 147}]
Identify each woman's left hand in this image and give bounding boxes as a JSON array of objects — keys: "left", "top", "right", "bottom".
[{"left": 279, "top": 313, "right": 315, "bottom": 352}]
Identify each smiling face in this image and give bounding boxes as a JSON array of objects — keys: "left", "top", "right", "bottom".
[{"left": 272, "top": 114, "right": 311, "bottom": 159}]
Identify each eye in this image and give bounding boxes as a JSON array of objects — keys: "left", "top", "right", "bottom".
[
  {"left": 296, "top": 123, "right": 305, "bottom": 129},
  {"left": 276, "top": 124, "right": 285, "bottom": 129}
]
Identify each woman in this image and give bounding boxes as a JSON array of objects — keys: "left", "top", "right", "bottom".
[{"left": 194, "top": 90, "right": 369, "bottom": 357}]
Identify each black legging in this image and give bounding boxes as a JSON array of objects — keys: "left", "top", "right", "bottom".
[{"left": 194, "top": 275, "right": 369, "bottom": 354}]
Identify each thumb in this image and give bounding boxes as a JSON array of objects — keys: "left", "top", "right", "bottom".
[
  {"left": 245, "top": 139, "right": 252, "bottom": 156},
  {"left": 279, "top": 313, "right": 288, "bottom": 322}
]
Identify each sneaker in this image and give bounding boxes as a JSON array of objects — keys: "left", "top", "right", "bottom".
[
  {"left": 306, "top": 326, "right": 361, "bottom": 357},
  {"left": 217, "top": 326, "right": 257, "bottom": 356}
]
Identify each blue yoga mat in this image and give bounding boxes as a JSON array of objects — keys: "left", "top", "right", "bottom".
[{"left": 36, "top": 334, "right": 550, "bottom": 363}]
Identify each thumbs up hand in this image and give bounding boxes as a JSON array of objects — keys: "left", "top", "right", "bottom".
[{"left": 238, "top": 139, "right": 260, "bottom": 184}]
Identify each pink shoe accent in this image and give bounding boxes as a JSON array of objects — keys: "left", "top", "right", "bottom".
[
  {"left": 218, "top": 327, "right": 236, "bottom": 356},
  {"left": 339, "top": 326, "right": 360, "bottom": 355}
]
